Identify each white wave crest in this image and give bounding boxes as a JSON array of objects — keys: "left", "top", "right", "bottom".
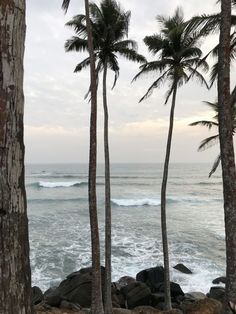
[
  {"left": 38, "top": 181, "right": 83, "bottom": 188},
  {"left": 111, "top": 198, "right": 161, "bottom": 206}
]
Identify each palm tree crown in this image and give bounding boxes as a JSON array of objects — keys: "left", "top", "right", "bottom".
[
  {"left": 65, "top": 0, "right": 146, "bottom": 89},
  {"left": 133, "top": 7, "right": 209, "bottom": 102},
  {"left": 190, "top": 101, "right": 236, "bottom": 176}
]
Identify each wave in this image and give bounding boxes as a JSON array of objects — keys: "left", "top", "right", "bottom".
[
  {"left": 28, "top": 197, "right": 86, "bottom": 204},
  {"left": 111, "top": 198, "right": 161, "bottom": 207},
  {"left": 38, "top": 181, "right": 86, "bottom": 188}
]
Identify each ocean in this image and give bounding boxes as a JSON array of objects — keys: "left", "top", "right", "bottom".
[{"left": 26, "top": 163, "right": 225, "bottom": 293}]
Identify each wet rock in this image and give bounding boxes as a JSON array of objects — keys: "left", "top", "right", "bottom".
[
  {"left": 60, "top": 300, "right": 81, "bottom": 310},
  {"left": 112, "top": 282, "right": 126, "bottom": 308},
  {"left": 182, "top": 298, "right": 222, "bottom": 314},
  {"left": 156, "top": 282, "right": 184, "bottom": 298},
  {"left": 184, "top": 292, "right": 206, "bottom": 301},
  {"left": 208, "top": 286, "right": 225, "bottom": 304},
  {"left": 32, "top": 286, "right": 44, "bottom": 305},
  {"left": 136, "top": 266, "right": 165, "bottom": 292},
  {"left": 117, "top": 276, "right": 136, "bottom": 289},
  {"left": 173, "top": 264, "right": 192, "bottom": 275},
  {"left": 121, "top": 281, "right": 152, "bottom": 309},
  {"left": 45, "top": 266, "right": 105, "bottom": 308},
  {"left": 212, "top": 276, "right": 226, "bottom": 285}
]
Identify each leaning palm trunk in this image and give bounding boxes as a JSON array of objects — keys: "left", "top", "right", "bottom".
[
  {"left": 218, "top": 0, "right": 236, "bottom": 311},
  {"left": 84, "top": 0, "right": 104, "bottom": 313},
  {"left": 0, "top": 1, "right": 32, "bottom": 313},
  {"left": 103, "top": 61, "right": 113, "bottom": 314},
  {"left": 161, "top": 83, "right": 178, "bottom": 310}
]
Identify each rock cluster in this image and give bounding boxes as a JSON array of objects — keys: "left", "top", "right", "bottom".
[{"left": 33, "top": 264, "right": 227, "bottom": 314}]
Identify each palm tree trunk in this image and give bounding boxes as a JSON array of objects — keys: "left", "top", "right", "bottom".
[
  {"left": 103, "top": 61, "right": 112, "bottom": 314},
  {"left": 84, "top": 1, "right": 104, "bottom": 313},
  {"left": 0, "top": 1, "right": 32, "bottom": 313},
  {"left": 218, "top": 0, "right": 236, "bottom": 311},
  {"left": 161, "top": 83, "right": 178, "bottom": 311}
]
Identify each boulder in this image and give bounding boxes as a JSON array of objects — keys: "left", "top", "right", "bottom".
[
  {"left": 184, "top": 292, "right": 206, "bottom": 301},
  {"left": 136, "top": 267, "right": 165, "bottom": 292},
  {"left": 112, "top": 282, "right": 126, "bottom": 308},
  {"left": 182, "top": 298, "right": 222, "bottom": 314},
  {"left": 212, "top": 277, "right": 226, "bottom": 285},
  {"left": 208, "top": 286, "right": 225, "bottom": 304},
  {"left": 132, "top": 305, "right": 162, "bottom": 313},
  {"left": 45, "top": 266, "right": 105, "bottom": 308},
  {"left": 150, "top": 293, "right": 165, "bottom": 307},
  {"left": 121, "top": 281, "right": 152, "bottom": 309},
  {"left": 117, "top": 276, "right": 136, "bottom": 289},
  {"left": 173, "top": 264, "right": 192, "bottom": 275},
  {"left": 32, "top": 286, "right": 44, "bottom": 305},
  {"left": 156, "top": 282, "right": 184, "bottom": 298}
]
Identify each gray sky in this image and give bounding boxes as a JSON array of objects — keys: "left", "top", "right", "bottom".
[{"left": 24, "top": 0, "right": 230, "bottom": 163}]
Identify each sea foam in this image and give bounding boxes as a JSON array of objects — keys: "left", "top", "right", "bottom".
[
  {"left": 111, "top": 198, "right": 161, "bottom": 206},
  {"left": 38, "top": 181, "right": 84, "bottom": 188}
]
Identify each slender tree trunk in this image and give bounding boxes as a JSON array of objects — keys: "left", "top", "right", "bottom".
[
  {"left": 161, "top": 84, "right": 177, "bottom": 311},
  {"left": 103, "top": 61, "right": 112, "bottom": 314},
  {"left": 0, "top": 1, "right": 32, "bottom": 313},
  {"left": 218, "top": 0, "right": 236, "bottom": 311},
  {"left": 84, "top": 1, "right": 104, "bottom": 313}
]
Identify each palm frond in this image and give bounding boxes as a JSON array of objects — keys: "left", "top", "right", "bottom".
[
  {"left": 198, "top": 134, "right": 219, "bottom": 151},
  {"left": 209, "top": 154, "right": 221, "bottom": 177},
  {"left": 139, "top": 70, "right": 169, "bottom": 102},
  {"left": 62, "top": 0, "right": 70, "bottom": 13},
  {"left": 132, "top": 60, "right": 171, "bottom": 82},
  {"left": 189, "top": 120, "right": 218, "bottom": 129},
  {"left": 116, "top": 48, "right": 146, "bottom": 63},
  {"left": 74, "top": 57, "right": 91, "bottom": 73},
  {"left": 65, "top": 36, "right": 88, "bottom": 52},
  {"left": 188, "top": 67, "right": 209, "bottom": 89},
  {"left": 113, "top": 40, "right": 138, "bottom": 51}
]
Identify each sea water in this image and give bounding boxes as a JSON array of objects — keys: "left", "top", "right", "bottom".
[{"left": 26, "top": 163, "right": 225, "bottom": 293}]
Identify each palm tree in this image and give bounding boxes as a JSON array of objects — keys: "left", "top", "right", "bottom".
[
  {"left": 65, "top": 2, "right": 145, "bottom": 312},
  {"left": 218, "top": 0, "right": 236, "bottom": 311},
  {"left": 133, "top": 7, "right": 209, "bottom": 310},
  {"left": 186, "top": 1, "right": 236, "bottom": 96},
  {"left": 0, "top": 1, "right": 32, "bottom": 313},
  {"left": 190, "top": 101, "right": 236, "bottom": 177},
  {"left": 62, "top": 1, "right": 104, "bottom": 313}
]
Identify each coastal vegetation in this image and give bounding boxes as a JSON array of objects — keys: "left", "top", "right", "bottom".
[{"left": 0, "top": 0, "right": 236, "bottom": 314}]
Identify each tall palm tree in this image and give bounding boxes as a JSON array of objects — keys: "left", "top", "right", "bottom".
[
  {"left": 65, "top": 2, "right": 145, "bottom": 312},
  {"left": 190, "top": 101, "right": 236, "bottom": 177},
  {"left": 62, "top": 1, "right": 104, "bottom": 313},
  {"left": 133, "top": 7, "right": 209, "bottom": 310},
  {"left": 218, "top": 0, "right": 236, "bottom": 311},
  {"left": 0, "top": 1, "right": 32, "bottom": 313}
]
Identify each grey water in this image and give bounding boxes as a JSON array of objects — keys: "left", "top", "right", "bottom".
[{"left": 26, "top": 163, "right": 225, "bottom": 293}]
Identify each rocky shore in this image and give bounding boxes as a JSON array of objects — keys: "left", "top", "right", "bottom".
[{"left": 33, "top": 264, "right": 229, "bottom": 314}]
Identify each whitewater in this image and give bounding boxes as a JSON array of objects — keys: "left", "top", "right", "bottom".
[{"left": 26, "top": 163, "right": 225, "bottom": 294}]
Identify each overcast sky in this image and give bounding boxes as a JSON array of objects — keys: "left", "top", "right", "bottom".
[{"left": 24, "top": 0, "right": 232, "bottom": 164}]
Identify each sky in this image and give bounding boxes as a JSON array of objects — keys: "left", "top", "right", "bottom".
[{"left": 24, "top": 0, "right": 231, "bottom": 164}]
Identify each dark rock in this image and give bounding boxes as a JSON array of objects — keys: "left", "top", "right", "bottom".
[
  {"left": 156, "top": 282, "right": 184, "bottom": 298},
  {"left": 45, "top": 266, "right": 105, "bottom": 308},
  {"left": 150, "top": 292, "right": 165, "bottom": 307},
  {"left": 208, "top": 286, "right": 225, "bottom": 304},
  {"left": 132, "top": 305, "right": 162, "bottom": 313},
  {"left": 32, "top": 286, "right": 44, "bottom": 305},
  {"left": 121, "top": 281, "right": 151, "bottom": 309},
  {"left": 60, "top": 300, "right": 81, "bottom": 310},
  {"left": 212, "top": 276, "right": 226, "bottom": 285},
  {"left": 136, "top": 266, "right": 164, "bottom": 292},
  {"left": 173, "top": 264, "right": 192, "bottom": 275},
  {"left": 184, "top": 292, "right": 206, "bottom": 301},
  {"left": 182, "top": 298, "right": 222, "bottom": 314},
  {"left": 112, "top": 282, "right": 126, "bottom": 308},
  {"left": 116, "top": 276, "right": 136, "bottom": 289}
]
